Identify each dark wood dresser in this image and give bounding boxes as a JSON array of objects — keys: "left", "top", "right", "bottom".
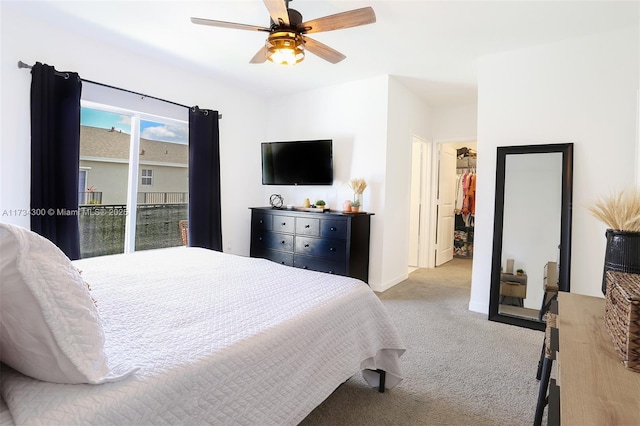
[{"left": 249, "top": 207, "right": 373, "bottom": 283}]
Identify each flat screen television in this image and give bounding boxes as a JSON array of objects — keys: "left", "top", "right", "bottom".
[{"left": 261, "top": 140, "right": 333, "bottom": 185}]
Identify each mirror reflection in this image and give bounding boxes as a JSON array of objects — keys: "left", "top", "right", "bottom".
[
  {"left": 498, "top": 152, "right": 562, "bottom": 320},
  {"left": 489, "top": 143, "right": 573, "bottom": 330}
]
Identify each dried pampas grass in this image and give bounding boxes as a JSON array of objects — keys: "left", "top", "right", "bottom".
[
  {"left": 348, "top": 178, "right": 367, "bottom": 194},
  {"left": 589, "top": 187, "right": 640, "bottom": 232}
]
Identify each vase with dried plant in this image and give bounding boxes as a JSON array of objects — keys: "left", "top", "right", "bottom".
[
  {"left": 589, "top": 187, "right": 640, "bottom": 294},
  {"left": 348, "top": 178, "right": 367, "bottom": 211}
]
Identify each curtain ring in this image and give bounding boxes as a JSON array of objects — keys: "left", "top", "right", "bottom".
[
  {"left": 191, "top": 106, "right": 198, "bottom": 113},
  {"left": 64, "top": 72, "right": 70, "bottom": 80},
  {"left": 203, "top": 110, "right": 209, "bottom": 116}
]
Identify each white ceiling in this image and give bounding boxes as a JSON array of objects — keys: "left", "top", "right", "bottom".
[{"left": 9, "top": 0, "right": 640, "bottom": 107}]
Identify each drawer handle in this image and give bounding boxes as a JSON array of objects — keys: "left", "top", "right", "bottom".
[
  {"left": 281, "top": 261, "right": 285, "bottom": 265},
  {"left": 304, "top": 243, "right": 310, "bottom": 248},
  {"left": 281, "top": 222, "right": 286, "bottom": 226},
  {"left": 259, "top": 219, "right": 263, "bottom": 224},
  {"left": 259, "top": 237, "right": 263, "bottom": 241},
  {"left": 329, "top": 271, "right": 334, "bottom": 274},
  {"left": 330, "top": 247, "right": 336, "bottom": 252},
  {"left": 303, "top": 266, "right": 308, "bottom": 269},
  {"left": 330, "top": 227, "right": 336, "bottom": 231},
  {"left": 281, "top": 240, "right": 286, "bottom": 244},
  {"left": 305, "top": 224, "right": 310, "bottom": 228}
]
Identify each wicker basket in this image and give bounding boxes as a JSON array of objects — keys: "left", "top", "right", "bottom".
[{"left": 604, "top": 271, "right": 640, "bottom": 372}]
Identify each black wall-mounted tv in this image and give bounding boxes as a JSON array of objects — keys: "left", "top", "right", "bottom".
[{"left": 261, "top": 140, "right": 333, "bottom": 185}]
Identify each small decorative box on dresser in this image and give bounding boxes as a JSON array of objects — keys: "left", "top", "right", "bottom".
[{"left": 249, "top": 207, "right": 373, "bottom": 283}]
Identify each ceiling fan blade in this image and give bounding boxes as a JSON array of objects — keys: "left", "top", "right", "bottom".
[
  {"left": 263, "top": 0, "right": 290, "bottom": 27},
  {"left": 301, "top": 7, "right": 376, "bottom": 34},
  {"left": 303, "top": 36, "right": 346, "bottom": 64},
  {"left": 191, "top": 17, "right": 270, "bottom": 32},
  {"left": 249, "top": 45, "right": 268, "bottom": 64}
]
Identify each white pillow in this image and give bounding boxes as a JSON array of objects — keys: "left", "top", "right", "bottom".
[{"left": 0, "top": 223, "right": 135, "bottom": 384}]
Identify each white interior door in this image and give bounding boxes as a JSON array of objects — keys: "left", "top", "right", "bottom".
[
  {"left": 408, "top": 140, "right": 422, "bottom": 266},
  {"left": 435, "top": 145, "right": 456, "bottom": 266}
]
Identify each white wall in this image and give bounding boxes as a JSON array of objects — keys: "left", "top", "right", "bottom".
[
  {"left": 470, "top": 26, "right": 640, "bottom": 313},
  {"left": 0, "top": 5, "right": 268, "bottom": 256},
  {"left": 384, "top": 77, "right": 432, "bottom": 288},
  {"left": 264, "top": 75, "right": 431, "bottom": 291},
  {"left": 432, "top": 104, "right": 478, "bottom": 142}
]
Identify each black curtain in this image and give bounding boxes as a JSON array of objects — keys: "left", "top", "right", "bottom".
[
  {"left": 30, "top": 62, "right": 82, "bottom": 260},
  {"left": 188, "top": 107, "right": 222, "bottom": 251}
]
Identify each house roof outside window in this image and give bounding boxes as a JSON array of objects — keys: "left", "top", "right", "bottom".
[{"left": 80, "top": 126, "right": 188, "bottom": 165}]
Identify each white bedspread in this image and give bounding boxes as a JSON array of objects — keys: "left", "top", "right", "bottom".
[{"left": 1, "top": 247, "right": 405, "bottom": 425}]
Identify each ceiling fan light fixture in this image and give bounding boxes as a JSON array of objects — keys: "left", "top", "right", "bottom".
[{"left": 266, "top": 31, "right": 304, "bottom": 66}]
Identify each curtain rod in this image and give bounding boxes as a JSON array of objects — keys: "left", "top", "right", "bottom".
[{"left": 18, "top": 61, "right": 222, "bottom": 119}]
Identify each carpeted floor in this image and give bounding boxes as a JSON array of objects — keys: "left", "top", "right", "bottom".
[{"left": 300, "top": 258, "right": 545, "bottom": 426}]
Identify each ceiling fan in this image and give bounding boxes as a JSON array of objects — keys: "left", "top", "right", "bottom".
[{"left": 190, "top": 0, "right": 376, "bottom": 65}]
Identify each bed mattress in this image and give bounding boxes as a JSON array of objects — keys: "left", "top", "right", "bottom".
[{"left": 1, "top": 247, "right": 404, "bottom": 425}]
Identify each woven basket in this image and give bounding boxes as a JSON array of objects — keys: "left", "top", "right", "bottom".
[{"left": 604, "top": 271, "right": 640, "bottom": 372}]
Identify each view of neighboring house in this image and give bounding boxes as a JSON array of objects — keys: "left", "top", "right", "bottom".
[
  {"left": 77, "top": 124, "right": 189, "bottom": 258},
  {"left": 79, "top": 125, "right": 188, "bottom": 205}
]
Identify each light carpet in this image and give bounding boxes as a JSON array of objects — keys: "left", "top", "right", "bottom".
[{"left": 300, "top": 258, "right": 545, "bottom": 426}]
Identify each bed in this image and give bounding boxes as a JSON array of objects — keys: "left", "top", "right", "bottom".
[{"left": 0, "top": 223, "right": 405, "bottom": 425}]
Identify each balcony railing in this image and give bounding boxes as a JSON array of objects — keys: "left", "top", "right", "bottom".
[
  {"left": 79, "top": 203, "right": 188, "bottom": 258},
  {"left": 79, "top": 191, "right": 102, "bottom": 205},
  {"left": 137, "top": 192, "right": 188, "bottom": 204}
]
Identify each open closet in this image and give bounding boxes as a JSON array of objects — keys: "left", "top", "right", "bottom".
[{"left": 454, "top": 147, "right": 476, "bottom": 258}]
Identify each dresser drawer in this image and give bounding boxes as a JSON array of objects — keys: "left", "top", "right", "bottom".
[
  {"left": 253, "top": 232, "right": 294, "bottom": 252},
  {"left": 271, "top": 215, "right": 295, "bottom": 233},
  {"left": 295, "top": 217, "right": 320, "bottom": 236},
  {"left": 295, "top": 236, "right": 346, "bottom": 259},
  {"left": 251, "top": 212, "right": 272, "bottom": 231},
  {"left": 321, "top": 219, "right": 347, "bottom": 240},
  {"left": 262, "top": 249, "right": 294, "bottom": 267},
  {"left": 294, "top": 255, "right": 346, "bottom": 275}
]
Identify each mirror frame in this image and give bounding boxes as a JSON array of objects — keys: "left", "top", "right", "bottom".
[{"left": 488, "top": 143, "right": 574, "bottom": 330}]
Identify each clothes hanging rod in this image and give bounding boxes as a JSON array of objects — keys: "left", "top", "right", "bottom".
[{"left": 18, "top": 61, "right": 222, "bottom": 119}]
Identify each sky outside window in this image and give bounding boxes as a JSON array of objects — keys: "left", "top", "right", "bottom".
[{"left": 81, "top": 107, "right": 187, "bottom": 144}]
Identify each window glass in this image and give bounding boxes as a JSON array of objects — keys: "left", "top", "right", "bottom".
[
  {"left": 135, "top": 118, "right": 188, "bottom": 252},
  {"left": 78, "top": 106, "right": 188, "bottom": 258},
  {"left": 141, "top": 169, "right": 153, "bottom": 186}
]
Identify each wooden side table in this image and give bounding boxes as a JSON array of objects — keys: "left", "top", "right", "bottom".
[{"left": 556, "top": 292, "right": 640, "bottom": 425}]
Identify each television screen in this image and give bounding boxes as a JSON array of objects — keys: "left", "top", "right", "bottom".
[{"left": 261, "top": 140, "right": 333, "bottom": 185}]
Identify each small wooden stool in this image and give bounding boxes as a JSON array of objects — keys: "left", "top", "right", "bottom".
[{"left": 179, "top": 220, "right": 188, "bottom": 246}]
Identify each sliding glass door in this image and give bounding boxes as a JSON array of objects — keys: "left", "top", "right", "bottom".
[{"left": 78, "top": 102, "right": 188, "bottom": 258}]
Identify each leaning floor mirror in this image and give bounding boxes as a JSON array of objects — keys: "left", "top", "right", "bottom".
[{"left": 488, "top": 143, "right": 573, "bottom": 330}]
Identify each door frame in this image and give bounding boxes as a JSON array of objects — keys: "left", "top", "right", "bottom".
[{"left": 408, "top": 135, "right": 432, "bottom": 268}]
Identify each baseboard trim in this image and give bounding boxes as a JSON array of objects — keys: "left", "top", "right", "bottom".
[
  {"left": 468, "top": 300, "right": 488, "bottom": 314},
  {"left": 372, "top": 273, "right": 408, "bottom": 293}
]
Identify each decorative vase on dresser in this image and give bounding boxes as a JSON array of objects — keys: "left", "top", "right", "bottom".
[{"left": 601, "top": 230, "right": 640, "bottom": 294}]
